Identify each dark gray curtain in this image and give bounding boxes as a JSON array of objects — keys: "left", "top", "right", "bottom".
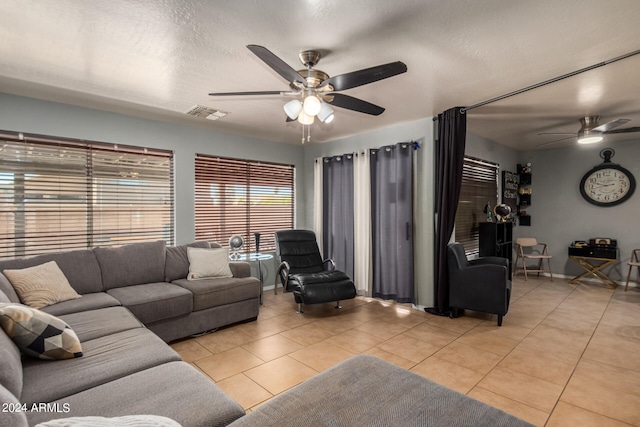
[
  {"left": 429, "top": 107, "right": 467, "bottom": 315},
  {"left": 322, "top": 155, "right": 354, "bottom": 279},
  {"left": 370, "top": 143, "right": 414, "bottom": 303}
]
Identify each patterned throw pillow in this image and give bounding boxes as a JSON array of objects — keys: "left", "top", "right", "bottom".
[
  {"left": 0, "top": 303, "right": 82, "bottom": 360},
  {"left": 3, "top": 261, "right": 81, "bottom": 309}
]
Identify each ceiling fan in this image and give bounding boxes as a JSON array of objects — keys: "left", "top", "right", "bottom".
[
  {"left": 536, "top": 116, "right": 640, "bottom": 148},
  {"left": 209, "top": 45, "right": 407, "bottom": 126}
]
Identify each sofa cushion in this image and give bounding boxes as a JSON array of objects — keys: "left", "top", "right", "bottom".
[
  {"left": 59, "top": 307, "right": 143, "bottom": 342},
  {"left": 41, "top": 292, "right": 121, "bottom": 317},
  {"left": 0, "top": 249, "right": 104, "bottom": 295},
  {"left": 187, "top": 247, "right": 233, "bottom": 280},
  {"left": 0, "top": 273, "right": 21, "bottom": 303},
  {"left": 172, "top": 276, "right": 260, "bottom": 311},
  {"left": 0, "top": 303, "right": 83, "bottom": 360},
  {"left": 21, "top": 328, "right": 181, "bottom": 405},
  {"left": 26, "top": 362, "right": 245, "bottom": 427},
  {"left": 0, "top": 383, "right": 28, "bottom": 427},
  {"left": 94, "top": 241, "right": 166, "bottom": 290},
  {"left": 3, "top": 261, "right": 81, "bottom": 309},
  {"left": 106, "top": 283, "right": 193, "bottom": 324},
  {"left": 0, "top": 323, "right": 23, "bottom": 399},
  {"left": 164, "top": 241, "right": 211, "bottom": 282}
]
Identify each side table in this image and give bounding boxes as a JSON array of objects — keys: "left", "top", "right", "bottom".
[
  {"left": 233, "top": 253, "right": 273, "bottom": 304},
  {"left": 568, "top": 255, "right": 618, "bottom": 289}
]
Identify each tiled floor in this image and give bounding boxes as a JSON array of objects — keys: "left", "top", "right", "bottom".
[{"left": 170, "top": 276, "right": 640, "bottom": 426}]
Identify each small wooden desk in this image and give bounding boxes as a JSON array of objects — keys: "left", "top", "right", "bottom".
[{"left": 568, "top": 255, "right": 617, "bottom": 289}]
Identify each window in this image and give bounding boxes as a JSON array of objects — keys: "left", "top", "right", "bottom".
[
  {"left": 195, "top": 155, "right": 294, "bottom": 253},
  {"left": 0, "top": 131, "right": 174, "bottom": 259},
  {"left": 454, "top": 156, "right": 498, "bottom": 256}
]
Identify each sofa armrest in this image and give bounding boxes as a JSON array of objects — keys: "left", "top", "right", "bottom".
[
  {"left": 469, "top": 257, "right": 508, "bottom": 268},
  {"left": 229, "top": 261, "right": 251, "bottom": 278}
]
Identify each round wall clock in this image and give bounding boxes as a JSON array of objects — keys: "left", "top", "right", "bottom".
[{"left": 580, "top": 148, "right": 636, "bottom": 207}]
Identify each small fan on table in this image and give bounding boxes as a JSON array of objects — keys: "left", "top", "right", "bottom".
[{"left": 228, "top": 235, "right": 244, "bottom": 261}]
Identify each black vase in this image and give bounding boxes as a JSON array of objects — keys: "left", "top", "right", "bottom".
[{"left": 254, "top": 233, "right": 261, "bottom": 253}]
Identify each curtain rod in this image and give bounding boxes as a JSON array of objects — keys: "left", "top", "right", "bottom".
[{"left": 434, "top": 48, "right": 640, "bottom": 117}]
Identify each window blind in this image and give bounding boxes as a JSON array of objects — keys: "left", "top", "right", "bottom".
[
  {"left": 0, "top": 131, "right": 174, "bottom": 259},
  {"left": 195, "top": 154, "right": 294, "bottom": 253},
  {"left": 454, "top": 156, "right": 498, "bottom": 256}
]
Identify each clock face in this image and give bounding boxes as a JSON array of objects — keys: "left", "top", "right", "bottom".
[{"left": 580, "top": 165, "right": 636, "bottom": 206}]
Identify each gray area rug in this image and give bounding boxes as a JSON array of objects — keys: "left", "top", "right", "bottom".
[{"left": 228, "top": 354, "right": 534, "bottom": 427}]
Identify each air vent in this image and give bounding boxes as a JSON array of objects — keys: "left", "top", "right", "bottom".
[{"left": 185, "top": 105, "right": 228, "bottom": 120}]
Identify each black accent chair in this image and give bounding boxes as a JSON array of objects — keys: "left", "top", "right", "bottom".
[
  {"left": 447, "top": 242, "right": 511, "bottom": 326},
  {"left": 275, "top": 230, "right": 357, "bottom": 313}
]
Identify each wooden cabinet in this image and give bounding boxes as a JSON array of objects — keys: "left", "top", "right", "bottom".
[{"left": 479, "top": 222, "right": 513, "bottom": 278}]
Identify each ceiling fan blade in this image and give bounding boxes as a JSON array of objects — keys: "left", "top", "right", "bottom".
[
  {"left": 536, "top": 135, "right": 576, "bottom": 148},
  {"left": 325, "top": 93, "right": 385, "bottom": 116},
  {"left": 209, "top": 91, "right": 284, "bottom": 96},
  {"left": 319, "top": 61, "right": 407, "bottom": 91},
  {"left": 593, "top": 118, "right": 630, "bottom": 132},
  {"left": 247, "top": 45, "right": 306, "bottom": 86},
  {"left": 603, "top": 126, "right": 640, "bottom": 134}
]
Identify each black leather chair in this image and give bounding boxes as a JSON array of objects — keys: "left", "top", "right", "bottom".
[
  {"left": 275, "top": 230, "right": 357, "bottom": 313},
  {"left": 447, "top": 242, "right": 511, "bottom": 326}
]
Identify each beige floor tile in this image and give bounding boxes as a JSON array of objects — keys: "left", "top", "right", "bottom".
[
  {"left": 455, "top": 326, "right": 520, "bottom": 356},
  {"left": 432, "top": 341, "right": 503, "bottom": 375},
  {"left": 195, "top": 327, "right": 254, "bottom": 354},
  {"left": 280, "top": 322, "right": 336, "bottom": 346},
  {"left": 195, "top": 347, "right": 264, "bottom": 381},
  {"left": 561, "top": 373, "right": 640, "bottom": 425},
  {"left": 423, "top": 312, "right": 483, "bottom": 334},
  {"left": 376, "top": 333, "right": 440, "bottom": 363},
  {"left": 170, "top": 339, "right": 212, "bottom": 362},
  {"left": 289, "top": 341, "right": 356, "bottom": 372},
  {"left": 498, "top": 349, "right": 575, "bottom": 386},
  {"left": 235, "top": 316, "right": 293, "bottom": 340},
  {"left": 515, "top": 324, "right": 590, "bottom": 365},
  {"left": 241, "top": 334, "right": 304, "bottom": 361},
  {"left": 572, "top": 359, "right": 640, "bottom": 397},
  {"left": 540, "top": 307, "right": 602, "bottom": 335},
  {"left": 403, "top": 322, "right": 461, "bottom": 347},
  {"left": 326, "top": 329, "right": 385, "bottom": 353},
  {"left": 547, "top": 401, "right": 634, "bottom": 427},
  {"left": 467, "top": 387, "right": 549, "bottom": 427},
  {"left": 353, "top": 318, "right": 413, "bottom": 340},
  {"left": 311, "top": 312, "right": 365, "bottom": 333},
  {"left": 476, "top": 366, "right": 564, "bottom": 412},
  {"left": 215, "top": 373, "right": 272, "bottom": 410},
  {"left": 410, "top": 357, "right": 484, "bottom": 394},
  {"left": 244, "top": 355, "right": 318, "bottom": 395},
  {"left": 362, "top": 347, "right": 416, "bottom": 370}
]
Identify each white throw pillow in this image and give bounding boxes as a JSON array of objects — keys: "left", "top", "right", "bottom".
[
  {"left": 3, "top": 261, "right": 81, "bottom": 309},
  {"left": 187, "top": 247, "right": 233, "bottom": 280}
]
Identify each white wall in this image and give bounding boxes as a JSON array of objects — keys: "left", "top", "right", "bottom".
[
  {"left": 303, "top": 118, "right": 435, "bottom": 307},
  {"left": 0, "top": 93, "right": 306, "bottom": 245}
]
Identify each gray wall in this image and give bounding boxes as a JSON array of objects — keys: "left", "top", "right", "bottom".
[
  {"left": 0, "top": 93, "right": 306, "bottom": 287},
  {"left": 303, "top": 118, "right": 435, "bottom": 308},
  {"left": 517, "top": 141, "right": 640, "bottom": 282},
  {"left": 0, "top": 93, "right": 306, "bottom": 245}
]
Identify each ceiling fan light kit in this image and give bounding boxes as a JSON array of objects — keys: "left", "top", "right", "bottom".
[
  {"left": 537, "top": 115, "right": 638, "bottom": 148},
  {"left": 209, "top": 45, "right": 407, "bottom": 142}
]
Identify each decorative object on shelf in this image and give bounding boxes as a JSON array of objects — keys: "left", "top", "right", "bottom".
[
  {"left": 493, "top": 204, "right": 512, "bottom": 222},
  {"left": 580, "top": 148, "right": 636, "bottom": 207},
  {"left": 483, "top": 202, "right": 493, "bottom": 222},
  {"left": 254, "top": 232, "right": 261, "bottom": 254},
  {"left": 517, "top": 163, "right": 532, "bottom": 226},
  {"left": 228, "top": 234, "right": 244, "bottom": 261}
]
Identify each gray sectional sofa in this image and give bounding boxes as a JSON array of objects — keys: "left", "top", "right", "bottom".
[{"left": 0, "top": 240, "right": 260, "bottom": 426}]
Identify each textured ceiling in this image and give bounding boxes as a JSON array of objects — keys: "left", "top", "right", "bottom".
[{"left": 1, "top": 0, "right": 640, "bottom": 150}]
